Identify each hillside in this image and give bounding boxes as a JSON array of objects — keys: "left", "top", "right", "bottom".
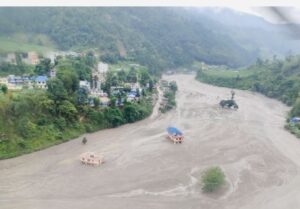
[
  {"left": 0, "top": 33, "right": 55, "bottom": 54},
  {"left": 196, "top": 7, "right": 300, "bottom": 58},
  {"left": 0, "top": 7, "right": 292, "bottom": 71}
]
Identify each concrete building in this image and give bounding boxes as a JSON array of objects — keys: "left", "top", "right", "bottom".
[
  {"left": 32, "top": 76, "right": 48, "bottom": 89},
  {"left": 79, "top": 80, "right": 91, "bottom": 91},
  {"left": 23, "top": 51, "right": 39, "bottom": 65},
  {"left": 91, "top": 62, "right": 108, "bottom": 92},
  {"left": 49, "top": 68, "right": 56, "bottom": 78},
  {"left": 5, "top": 53, "right": 16, "bottom": 64}
]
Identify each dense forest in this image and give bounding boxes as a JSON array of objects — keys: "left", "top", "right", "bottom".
[
  {"left": 0, "top": 54, "right": 155, "bottom": 159},
  {"left": 0, "top": 7, "right": 291, "bottom": 71},
  {"left": 196, "top": 55, "right": 300, "bottom": 137}
]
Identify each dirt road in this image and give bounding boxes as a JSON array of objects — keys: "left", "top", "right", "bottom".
[{"left": 1, "top": 74, "right": 300, "bottom": 209}]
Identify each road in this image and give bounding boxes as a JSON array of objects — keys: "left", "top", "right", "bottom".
[{"left": 1, "top": 74, "right": 300, "bottom": 209}]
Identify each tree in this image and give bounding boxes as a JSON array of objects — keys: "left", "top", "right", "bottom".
[
  {"left": 104, "top": 108, "right": 124, "bottom": 127},
  {"left": 84, "top": 51, "right": 96, "bottom": 67},
  {"left": 123, "top": 104, "right": 140, "bottom": 123},
  {"left": 57, "top": 69, "right": 79, "bottom": 95},
  {"left": 141, "top": 89, "right": 146, "bottom": 96},
  {"left": 1, "top": 84, "right": 8, "bottom": 94},
  {"left": 35, "top": 58, "right": 52, "bottom": 75},
  {"left": 17, "top": 117, "right": 38, "bottom": 138},
  {"left": 47, "top": 78, "right": 68, "bottom": 102},
  {"left": 136, "top": 88, "right": 140, "bottom": 97},
  {"left": 93, "top": 97, "right": 100, "bottom": 107},
  {"left": 149, "top": 79, "right": 154, "bottom": 91},
  {"left": 127, "top": 67, "right": 138, "bottom": 83},
  {"left": 117, "top": 70, "right": 127, "bottom": 82},
  {"left": 139, "top": 69, "right": 151, "bottom": 86},
  {"left": 291, "top": 97, "right": 300, "bottom": 117},
  {"left": 76, "top": 87, "right": 89, "bottom": 106},
  {"left": 58, "top": 100, "right": 78, "bottom": 122},
  {"left": 201, "top": 167, "right": 225, "bottom": 192},
  {"left": 256, "top": 58, "right": 263, "bottom": 66},
  {"left": 169, "top": 81, "right": 178, "bottom": 92}
]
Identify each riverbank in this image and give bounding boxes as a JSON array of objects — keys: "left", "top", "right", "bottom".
[
  {"left": 0, "top": 91, "right": 156, "bottom": 159},
  {"left": 196, "top": 66, "right": 300, "bottom": 138}
]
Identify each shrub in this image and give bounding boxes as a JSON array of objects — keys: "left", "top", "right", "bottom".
[
  {"left": 17, "top": 118, "right": 38, "bottom": 139},
  {"left": 201, "top": 166, "right": 225, "bottom": 192}
]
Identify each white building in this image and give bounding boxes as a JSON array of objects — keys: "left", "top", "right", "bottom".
[
  {"left": 49, "top": 68, "right": 56, "bottom": 78},
  {"left": 91, "top": 62, "right": 108, "bottom": 91},
  {"left": 0, "top": 77, "right": 8, "bottom": 86},
  {"left": 79, "top": 80, "right": 91, "bottom": 91},
  {"left": 97, "top": 62, "right": 108, "bottom": 74}
]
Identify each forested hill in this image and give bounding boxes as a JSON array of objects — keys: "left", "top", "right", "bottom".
[{"left": 0, "top": 7, "right": 298, "bottom": 70}]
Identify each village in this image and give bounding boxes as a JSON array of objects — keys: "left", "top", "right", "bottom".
[{"left": 0, "top": 51, "right": 148, "bottom": 107}]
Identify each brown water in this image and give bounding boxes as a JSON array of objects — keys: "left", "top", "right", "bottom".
[{"left": 1, "top": 74, "right": 300, "bottom": 209}]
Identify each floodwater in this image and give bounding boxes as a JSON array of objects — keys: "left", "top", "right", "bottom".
[{"left": 1, "top": 74, "right": 300, "bottom": 209}]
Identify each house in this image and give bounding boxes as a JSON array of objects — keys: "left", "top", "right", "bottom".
[
  {"left": 24, "top": 52, "right": 39, "bottom": 65},
  {"left": 291, "top": 117, "right": 300, "bottom": 123},
  {"left": 124, "top": 82, "right": 142, "bottom": 94},
  {"left": 0, "top": 77, "right": 8, "bottom": 86},
  {"left": 79, "top": 80, "right": 91, "bottom": 91},
  {"left": 32, "top": 76, "right": 48, "bottom": 89},
  {"left": 97, "top": 62, "right": 109, "bottom": 74},
  {"left": 91, "top": 62, "right": 108, "bottom": 91},
  {"left": 127, "top": 92, "right": 136, "bottom": 102},
  {"left": 5, "top": 53, "right": 16, "bottom": 64},
  {"left": 110, "top": 86, "right": 124, "bottom": 96},
  {"left": 49, "top": 68, "right": 56, "bottom": 78},
  {"left": 6, "top": 75, "right": 26, "bottom": 90},
  {"left": 100, "top": 96, "right": 110, "bottom": 107},
  {"left": 8, "top": 75, "right": 25, "bottom": 86}
]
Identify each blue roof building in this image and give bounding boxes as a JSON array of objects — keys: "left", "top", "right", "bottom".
[{"left": 31, "top": 75, "right": 48, "bottom": 89}]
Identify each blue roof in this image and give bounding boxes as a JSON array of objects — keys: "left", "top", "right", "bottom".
[
  {"left": 35, "top": 76, "right": 48, "bottom": 82},
  {"left": 291, "top": 117, "right": 300, "bottom": 123},
  {"left": 167, "top": 127, "right": 183, "bottom": 136}
]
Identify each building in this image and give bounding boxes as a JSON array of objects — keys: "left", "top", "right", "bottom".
[
  {"left": 100, "top": 96, "right": 110, "bottom": 107},
  {"left": 8, "top": 75, "right": 26, "bottom": 86},
  {"left": 5, "top": 53, "right": 16, "bottom": 64},
  {"left": 291, "top": 117, "right": 300, "bottom": 123},
  {"left": 79, "top": 80, "right": 91, "bottom": 91},
  {"left": 127, "top": 92, "right": 137, "bottom": 102},
  {"left": 0, "top": 77, "right": 8, "bottom": 86},
  {"left": 91, "top": 62, "right": 109, "bottom": 92},
  {"left": 5, "top": 75, "right": 26, "bottom": 90},
  {"left": 97, "top": 62, "right": 109, "bottom": 75},
  {"left": 110, "top": 86, "right": 124, "bottom": 96},
  {"left": 28, "top": 51, "right": 39, "bottom": 65},
  {"left": 32, "top": 76, "right": 48, "bottom": 89},
  {"left": 49, "top": 68, "right": 56, "bottom": 78},
  {"left": 23, "top": 51, "right": 39, "bottom": 65}
]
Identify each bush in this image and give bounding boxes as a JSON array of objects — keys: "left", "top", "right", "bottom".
[
  {"left": 104, "top": 108, "right": 124, "bottom": 127},
  {"left": 201, "top": 166, "right": 225, "bottom": 192},
  {"left": 17, "top": 118, "right": 38, "bottom": 139}
]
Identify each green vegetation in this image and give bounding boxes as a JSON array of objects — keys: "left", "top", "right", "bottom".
[
  {"left": 0, "top": 84, "right": 8, "bottom": 94},
  {"left": 0, "top": 7, "right": 263, "bottom": 72},
  {"left": 201, "top": 166, "right": 225, "bottom": 192},
  {"left": 160, "top": 81, "right": 178, "bottom": 113},
  {"left": 0, "top": 34, "right": 55, "bottom": 54},
  {"left": 196, "top": 56, "right": 300, "bottom": 137},
  {"left": 0, "top": 54, "right": 35, "bottom": 76},
  {"left": 0, "top": 54, "right": 155, "bottom": 159}
]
